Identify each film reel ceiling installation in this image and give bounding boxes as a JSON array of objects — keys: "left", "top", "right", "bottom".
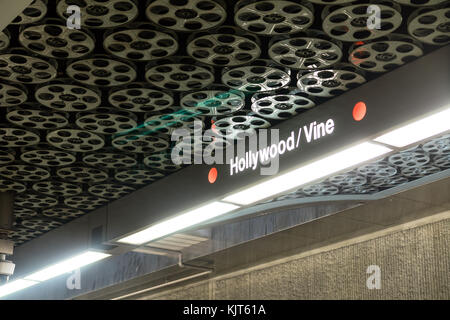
[{"left": 1, "top": 0, "right": 448, "bottom": 246}]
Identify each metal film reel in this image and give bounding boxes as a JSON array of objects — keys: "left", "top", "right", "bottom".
[
  {"left": 269, "top": 35, "right": 343, "bottom": 70},
  {"left": 357, "top": 161, "right": 398, "bottom": 178},
  {"left": 104, "top": 25, "right": 178, "bottom": 61},
  {"left": 35, "top": 80, "right": 101, "bottom": 112},
  {"left": 322, "top": 2, "right": 403, "bottom": 42},
  {"left": 47, "top": 128, "right": 105, "bottom": 153},
  {"left": 114, "top": 168, "right": 165, "bottom": 185},
  {"left": 109, "top": 83, "right": 175, "bottom": 113},
  {"left": 15, "top": 192, "right": 58, "bottom": 209},
  {"left": 0, "top": 179, "right": 27, "bottom": 193},
  {"left": 0, "top": 126, "right": 40, "bottom": 148},
  {"left": 401, "top": 165, "right": 440, "bottom": 178},
  {"left": 349, "top": 34, "right": 424, "bottom": 73},
  {"left": 21, "top": 218, "right": 63, "bottom": 232},
  {"left": 328, "top": 172, "right": 368, "bottom": 188},
  {"left": 67, "top": 56, "right": 137, "bottom": 87},
  {"left": 301, "top": 183, "right": 340, "bottom": 196},
  {"left": 57, "top": 0, "right": 138, "bottom": 29},
  {"left": 64, "top": 195, "right": 109, "bottom": 211},
  {"left": 222, "top": 60, "right": 291, "bottom": 93},
  {"left": 143, "top": 151, "right": 183, "bottom": 172},
  {"left": 146, "top": 57, "right": 215, "bottom": 91},
  {"left": 32, "top": 180, "right": 82, "bottom": 197},
  {"left": 0, "top": 49, "right": 57, "bottom": 84},
  {"left": 146, "top": 0, "right": 227, "bottom": 32},
  {"left": 88, "top": 183, "right": 136, "bottom": 199},
  {"left": 0, "top": 82, "right": 28, "bottom": 107},
  {"left": 0, "top": 31, "right": 10, "bottom": 52},
  {"left": 388, "top": 150, "right": 430, "bottom": 168},
  {"left": 181, "top": 85, "right": 246, "bottom": 117},
  {"left": 42, "top": 207, "right": 85, "bottom": 220},
  {"left": 144, "top": 112, "right": 204, "bottom": 135},
  {"left": 408, "top": 7, "right": 450, "bottom": 45},
  {"left": 234, "top": 0, "right": 314, "bottom": 35},
  {"left": 6, "top": 105, "right": 68, "bottom": 130},
  {"left": 422, "top": 134, "right": 450, "bottom": 155},
  {"left": 187, "top": 26, "right": 261, "bottom": 66},
  {"left": 212, "top": 114, "right": 271, "bottom": 140},
  {"left": 14, "top": 207, "right": 38, "bottom": 220},
  {"left": 251, "top": 86, "right": 314, "bottom": 104},
  {"left": 173, "top": 134, "right": 230, "bottom": 159},
  {"left": 371, "top": 175, "right": 409, "bottom": 188},
  {"left": 83, "top": 151, "right": 137, "bottom": 169},
  {"left": 112, "top": 128, "right": 170, "bottom": 153},
  {"left": 0, "top": 149, "right": 15, "bottom": 165},
  {"left": 56, "top": 165, "right": 108, "bottom": 184},
  {"left": 20, "top": 143, "right": 76, "bottom": 167},
  {"left": 19, "top": 21, "right": 95, "bottom": 59},
  {"left": 8, "top": 228, "right": 43, "bottom": 245},
  {"left": 0, "top": 164, "right": 50, "bottom": 182},
  {"left": 309, "top": 0, "right": 354, "bottom": 4},
  {"left": 76, "top": 107, "right": 137, "bottom": 135},
  {"left": 10, "top": 0, "right": 47, "bottom": 25},
  {"left": 297, "top": 64, "right": 366, "bottom": 97},
  {"left": 394, "top": 0, "right": 448, "bottom": 6},
  {"left": 251, "top": 94, "right": 315, "bottom": 120},
  {"left": 341, "top": 185, "right": 380, "bottom": 194},
  {"left": 434, "top": 154, "right": 450, "bottom": 168}
]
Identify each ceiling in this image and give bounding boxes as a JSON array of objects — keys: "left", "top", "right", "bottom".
[{"left": 0, "top": 0, "right": 448, "bottom": 246}]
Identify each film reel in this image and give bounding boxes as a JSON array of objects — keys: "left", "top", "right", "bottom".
[
  {"left": 422, "top": 134, "right": 450, "bottom": 155},
  {"left": 0, "top": 82, "right": 28, "bottom": 107},
  {"left": 0, "top": 179, "right": 27, "bottom": 193},
  {"left": 20, "top": 143, "right": 76, "bottom": 167},
  {"left": 144, "top": 112, "right": 204, "bottom": 135},
  {"left": 14, "top": 207, "right": 38, "bottom": 220},
  {"left": 301, "top": 183, "right": 340, "bottom": 196},
  {"left": 371, "top": 175, "right": 409, "bottom": 188},
  {"left": 341, "top": 185, "right": 380, "bottom": 194},
  {"left": 408, "top": 7, "right": 450, "bottom": 45},
  {"left": 114, "top": 168, "right": 165, "bottom": 185},
  {"left": 234, "top": 0, "right": 314, "bottom": 35},
  {"left": 349, "top": 34, "right": 424, "bottom": 73},
  {"left": 388, "top": 150, "right": 430, "bottom": 168},
  {"left": 0, "top": 149, "right": 14, "bottom": 165},
  {"left": 57, "top": 0, "right": 138, "bottom": 29},
  {"left": 394, "top": 0, "right": 448, "bottom": 6},
  {"left": 19, "top": 21, "right": 95, "bottom": 59},
  {"left": 67, "top": 55, "right": 137, "bottom": 87},
  {"left": 104, "top": 24, "right": 178, "bottom": 61},
  {"left": 10, "top": 0, "right": 47, "bottom": 25},
  {"left": 76, "top": 107, "right": 137, "bottom": 135},
  {"left": 251, "top": 86, "right": 314, "bottom": 104},
  {"left": 64, "top": 195, "right": 109, "bottom": 211},
  {"left": 32, "top": 180, "right": 82, "bottom": 197},
  {"left": 56, "top": 165, "right": 108, "bottom": 184},
  {"left": 0, "top": 49, "right": 57, "bottom": 84},
  {"left": 322, "top": 2, "right": 403, "bottom": 42},
  {"left": 146, "top": 57, "right": 215, "bottom": 91},
  {"left": 15, "top": 192, "right": 58, "bottom": 209},
  {"left": 401, "top": 165, "right": 440, "bottom": 178},
  {"left": 47, "top": 128, "right": 105, "bottom": 153},
  {"left": 42, "top": 207, "right": 85, "bottom": 220},
  {"left": 88, "top": 183, "right": 136, "bottom": 199},
  {"left": 112, "top": 128, "right": 170, "bottom": 153},
  {"left": 6, "top": 105, "right": 68, "bottom": 130},
  {"left": 434, "top": 154, "right": 450, "bottom": 168},
  {"left": 146, "top": 0, "right": 227, "bottom": 32},
  {"left": 0, "top": 164, "right": 50, "bottom": 182},
  {"left": 187, "top": 26, "right": 261, "bottom": 66},
  {"left": 251, "top": 93, "right": 315, "bottom": 120},
  {"left": 308, "top": 0, "right": 354, "bottom": 4},
  {"left": 83, "top": 151, "right": 137, "bottom": 169},
  {"left": 21, "top": 218, "right": 63, "bottom": 232},
  {"left": 35, "top": 79, "right": 101, "bottom": 112},
  {"left": 173, "top": 134, "right": 230, "bottom": 160},
  {"left": 222, "top": 59, "right": 291, "bottom": 93},
  {"left": 357, "top": 161, "right": 398, "bottom": 178},
  {"left": 8, "top": 228, "right": 43, "bottom": 245},
  {"left": 297, "top": 64, "right": 366, "bottom": 97},
  {"left": 212, "top": 114, "right": 271, "bottom": 140},
  {"left": 0, "top": 126, "right": 40, "bottom": 148},
  {"left": 0, "top": 31, "right": 10, "bottom": 52},
  {"left": 143, "top": 151, "right": 183, "bottom": 172},
  {"left": 328, "top": 172, "right": 368, "bottom": 188},
  {"left": 269, "top": 32, "right": 343, "bottom": 70}
]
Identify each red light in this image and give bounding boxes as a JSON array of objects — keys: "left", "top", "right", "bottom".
[
  {"left": 355, "top": 41, "right": 365, "bottom": 46},
  {"left": 208, "top": 168, "right": 218, "bottom": 184},
  {"left": 353, "top": 102, "right": 367, "bottom": 121}
]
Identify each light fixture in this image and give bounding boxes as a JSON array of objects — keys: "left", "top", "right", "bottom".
[
  {"left": 118, "top": 201, "right": 240, "bottom": 245},
  {"left": 0, "top": 279, "right": 38, "bottom": 298},
  {"left": 374, "top": 107, "right": 450, "bottom": 147},
  {"left": 24, "top": 251, "right": 110, "bottom": 282},
  {"left": 222, "top": 142, "right": 392, "bottom": 206}
]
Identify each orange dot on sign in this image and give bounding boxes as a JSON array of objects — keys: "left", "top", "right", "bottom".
[
  {"left": 353, "top": 102, "right": 367, "bottom": 121},
  {"left": 208, "top": 168, "right": 218, "bottom": 184}
]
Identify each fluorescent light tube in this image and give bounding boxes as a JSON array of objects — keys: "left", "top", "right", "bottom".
[
  {"left": 24, "top": 251, "right": 110, "bottom": 282},
  {"left": 0, "top": 279, "right": 38, "bottom": 298},
  {"left": 223, "top": 142, "right": 392, "bottom": 206},
  {"left": 374, "top": 107, "right": 450, "bottom": 147},
  {"left": 118, "top": 201, "right": 239, "bottom": 245}
]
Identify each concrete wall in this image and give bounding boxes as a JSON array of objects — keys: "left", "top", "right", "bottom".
[{"left": 141, "top": 217, "right": 449, "bottom": 300}]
